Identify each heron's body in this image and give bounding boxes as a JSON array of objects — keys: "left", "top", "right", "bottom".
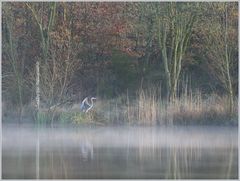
[
  {"left": 80, "top": 97, "right": 96, "bottom": 112},
  {"left": 80, "top": 97, "right": 90, "bottom": 112}
]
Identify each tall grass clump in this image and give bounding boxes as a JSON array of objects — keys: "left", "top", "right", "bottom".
[
  {"left": 118, "top": 86, "right": 237, "bottom": 126},
  {"left": 129, "top": 88, "right": 160, "bottom": 125}
]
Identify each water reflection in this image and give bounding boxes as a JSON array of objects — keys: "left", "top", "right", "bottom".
[{"left": 2, "top": 125, "right": 238, "bottom": 179}]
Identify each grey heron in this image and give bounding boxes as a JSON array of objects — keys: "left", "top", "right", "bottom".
[{"left": 80, "top": 97, "right": 97, "bottom": 113}]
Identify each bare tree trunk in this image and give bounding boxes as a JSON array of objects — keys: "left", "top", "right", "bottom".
[
  {"left": 157, "top": 4, "right": 195, "bottom": 102},
  {"left": 228, "top": 81, "right": 234, "bottom": 114},
  {"left": 36, "top": 61, "right": 40, "bottom": 121},
  {"left": 26, "top": 2, "right": 56, "bottom": 63},
  {"left": 204, "top": 3, "right": 236, "bottom": 117},
  {"left": 5, "top": 15, "right": 23, "bottom": 123},
  {"left": 224, "top": 3, "right": 234, "bottom": 115}
]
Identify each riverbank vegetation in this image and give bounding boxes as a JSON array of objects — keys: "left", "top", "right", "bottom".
[{"left": 2, "top": 2, "right": 238, "bottom": 126}]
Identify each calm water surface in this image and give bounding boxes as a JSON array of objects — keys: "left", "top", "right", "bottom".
[{"left": 2, "top": 124, "right": 238, "bottom": 179}]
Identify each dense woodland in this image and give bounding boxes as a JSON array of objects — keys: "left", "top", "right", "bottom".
[{"left": 2, "top": 2, "right": 238, "bottom": 125}]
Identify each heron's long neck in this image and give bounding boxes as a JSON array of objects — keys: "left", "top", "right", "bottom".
[{"left": 90, "top": 98, "right": 94, "bottom": 106}]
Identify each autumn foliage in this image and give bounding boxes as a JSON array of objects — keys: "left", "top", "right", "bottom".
[{"left": 2, "top": 2, "right": 238, "bottom": 123}]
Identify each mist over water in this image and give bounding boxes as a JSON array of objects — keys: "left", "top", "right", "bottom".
[{"left": 2, "top": 124, "right": 238, "bottom": 179}]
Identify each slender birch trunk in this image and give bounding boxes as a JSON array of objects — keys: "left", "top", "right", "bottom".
[
  {"left": 36, "top": 61, "right": 40, "bottom": 114},
  {"left": 224, "top": 4, "right": 234, "bottom": 115},
  {"left": 157, "top": 3, "right": 195, "bottom": 101}
]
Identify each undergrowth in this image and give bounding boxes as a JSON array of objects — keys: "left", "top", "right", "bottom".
[{"left": 2, "top": 88, "right": 238, "bottom": 126}]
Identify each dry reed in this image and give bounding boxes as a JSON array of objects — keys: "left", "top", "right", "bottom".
[{"left": 105, "top": 87, "right": 238, "bottom": 126}]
